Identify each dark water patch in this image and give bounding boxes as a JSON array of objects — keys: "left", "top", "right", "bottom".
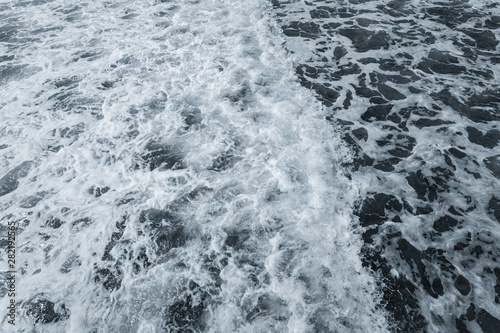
[
  {"left": 379, "top": 58, "right": 406, "bottom": 72},
  {"left": 406, "top": 170, "right": 438, "bottom": 202},
  {"left": 495, "top": 268, "right": 500, "bottom": 304},
  {"left": 488, "top": 197, "right": 500, "bottom": 223},
  {"left": 454, "top": 275, "right": 471, "bottom": 296},
  {"left": 88, "top": 186, "right": 110, "bottom": 198},
  {"left": 461, "top": 29, "right": 499, "bottom": 51},
  {"left": 354, "top": 84, "right": 381, "bottom": 99},
  {"left": 485, "top": 15, "right": 500, "bottom": 29},
  {"left": 358, "top": 57, "right": 378, "bottom": 64},
  {"left": 282, "top": 21, "right": 321, "bottom": 38},
  {"left": 154, "top": 224, "right": 186, "bottom": 256},
  {"left": 19, "top": 191, "right": 47, "bottom": 208},
  {"left": 425, "top": 5, "right": 481, "bottom": 28},
  {"left": 72, "top": 49, "right": 103, "bottom": 62},
  {"left": 430, "top": 164, "right": 454, "bottom": 193},
  {"left": 0, "top": 64, "right": 28, "bottom": 83},
  {"left": 361, "top": 247, "right": 427, "bottom": 332},
  {"left": 45, "top": 216, "right": 64, "bottom": 229},
  {"left": 245, "top": 293, "right": 289, "bottom": 322},
  {"left": 352, "top": 127, "right": 368, "bottom": 141},
  {"left": 333, "top": 46, "right": 348, "bottom": 60},
  {"left": 102, "top": 217, "right": 126, "bottom": 261},
  {"left": 361, "top": 104, "right": 393, "bottom": 122},
  {"left": 417, "top": 58, "right": 466, "bottom": 75},
  {"left": 309, "top": 83, "right": 340, "bottom": 107},
  {"left": 387, "top": 112, "right": 401, "bottom": 124},
  {"left": 163, "top": 285, "right": 207, "bottom": 333},
  {"left": 413, "top": 118, "right": 452, "bottom": 128},
  {"left": 97, "top": 80, "right": 115, "bottom": 90},
  {"left": 93, "top": 265, "right": 123, "bottom": 291},
  {"left": 356, "top": 17, "right": 379, "bottom": 27},
  {"left": 374, "top": 158, "right": 402, "bottom": 172},
  {"left": 139, "top": 208, "right": 187, "bottom": 258},
  {"left": 468, "top": 89, "right": 500, "bottom": 108},
  {"left": 432, "top": 89, "right": 499, "bottom": 123},
  {"left": 338, "top": 27, "right": 390, "bottom": 52},
  {"left": 393, "top": 26, "right": 436, "bottom": 46},
  {"left": 340, "top": 132, "right": 375, "bottom": 170},
  {"left": 343, "top": 89, "right": 353, "bottom": 109},
  {"left": 466, "top": 127, "right": 500, "bottom": 149},
  {"left": 371, "top": 97, "right": 389, "bottom": 105},
  {"left": 296, "top": 64, "right": 321, "bottom": 79},
  {"left": 376, "top": 133, "right": 416, "bottom": 158},
  {"left": 398, "top": 239, "right": 445, "bottom": 299},
  {"left": 310, "top": 8, "right": 332, "bottom": 19},
  {"left": 71, "top": 217, "right": 93, "bottom": 232},
  {"left": 0, "top": 24, "right": 19, "bottom": 42},
  {"left": 408, "top": 86, "right": 423, "bottom": 94},
  {"left": 477, "top": 308, "right": 500, "bottom": 333},
  {"left": 223, "top": 81, "right": 253, "bottom": 110},
  {"left": 470, "top": 68, "right": 494, "bottom": 80},
  {"left": 415, "top": 206, "right": 433, "bottom": 215},
  {"left": 377, "top": 83, "right": 406, "bottom": 100},
  {"left": 448, "top": 147, "right": 467, "bottom": 159},
  {"left": 224, "top": 228, "right": 251, "bottom": 250},
  {"left": 140, "top": 141, "right": 185, "bottom": 171},
  {"left": 352, "top": 153, "right": 374, "bottom": 170},
  {"left": 402, "top": 106, "right": 438, "bottom": 117},
  {"left": 357, "top": 193, "right": 402, "bottom": 227},
  {"left": 331, "top": 62, "right": 361, "bottom": 80},
  {"left": 51, "top": 75, "right": 81, "bottom": 89},
  {"left": 428, "top": 48, "right": 459, "bottom": 64},
  {"left": 433, "top": 215, "right": 458, "bottom": 233},
  {"left": 310, "top": 6, "right": 359, "bottom": 19},
  {"left": 484, "top": 155, "right": 500, "bottom": 179},
  {"left": 181, "top": 106, "right": 202, "bottom": 129},
  {"left": 448, "top": 206, "right": 463, "bottom": 216},
  {"left": 0, "top": 161, "right": 33, "bottom": 197},
  {"left": 132, "top": 247, "right": 152, "bottom": 275},
  {"left": 399, "top": 69, "right": 420, "bottom": 82},
  {"left": 371, "top": 72, "right": 413, "bottom": 85},
  {"left": 25, "top": 299, "right": 69, "bottom": 324}
]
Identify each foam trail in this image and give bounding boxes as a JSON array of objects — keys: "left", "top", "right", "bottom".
[{"left": 0, "top": 0, "right": 388, "bottom": 332}]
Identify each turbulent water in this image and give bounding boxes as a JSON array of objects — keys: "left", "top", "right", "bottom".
[
  {"left": 271, "top": 0, "right": 500, "bottom": 332},
  {"left": 1, "top": 0, "right": 500, "bottom": 332},
  {"left": 0, "top": 0, "right": 388, "bottom": 332}
]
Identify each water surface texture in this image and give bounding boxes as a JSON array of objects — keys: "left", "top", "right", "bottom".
[
  {"left": 0, "top": 0, "right": 389, "bottom": 332},
  {"left": 273, "top": 0, "right": 500, "bottom": 332}
]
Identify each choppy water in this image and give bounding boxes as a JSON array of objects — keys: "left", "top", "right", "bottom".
[
  {"left": 271, "top": 0, "right": 500, "bottom": 332},
  {"left": 0, "top": 0, "right": 389, "bottom": 332}
]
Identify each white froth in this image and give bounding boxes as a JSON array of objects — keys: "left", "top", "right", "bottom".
[{"left": 0, "top": 0, "right": 388, "bottom": 332}]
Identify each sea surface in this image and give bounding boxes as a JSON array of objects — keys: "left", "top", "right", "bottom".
[{"left": 0, "top": 0, "right": 499, "bottom": 332}]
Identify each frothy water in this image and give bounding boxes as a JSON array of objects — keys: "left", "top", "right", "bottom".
[{"left": 0, "top": 0, "right": 388, "bottom": 332}]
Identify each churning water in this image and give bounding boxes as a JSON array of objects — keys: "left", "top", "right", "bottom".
[{"left": 0, "top": 0, "right": 388, "bottom": 332}]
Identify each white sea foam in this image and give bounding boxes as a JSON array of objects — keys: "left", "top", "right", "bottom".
[{"left": 0, "top": 0, "right": 388, "bottom": 332}]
